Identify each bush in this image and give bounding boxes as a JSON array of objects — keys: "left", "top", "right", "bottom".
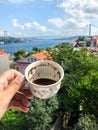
[
  {"left": 0, "top": 109, "right": 27, "bottom": 130},
  {"left": 73, "top": 115, "right": 98, "bottom": 130}
]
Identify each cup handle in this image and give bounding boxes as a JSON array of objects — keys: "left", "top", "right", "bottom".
[{"left": 24, "top": 79, "right": 29, "bottom": 89}]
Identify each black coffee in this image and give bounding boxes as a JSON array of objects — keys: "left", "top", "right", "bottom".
[{"left": 33, "top": 78, "right": 56, "bottom": 85}]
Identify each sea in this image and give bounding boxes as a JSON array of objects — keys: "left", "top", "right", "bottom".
[{"left": 0, "top": 36, "right": 78, "bottom": 56}]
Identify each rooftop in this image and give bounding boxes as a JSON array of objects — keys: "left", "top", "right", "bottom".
[
  {"left": 0, "top": 48, "right": 7, "bottom": 55},
  {"left": 0, "top": 48, "right": 13, "bottom": 61},
  {"left": 15, "top": 51, "right": 51, "bottom": 63},
  {"left": 32, "top": 51, "right": 50, "bottom": 60}
]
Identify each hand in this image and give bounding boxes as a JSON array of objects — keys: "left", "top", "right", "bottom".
[{"left": 0, "top": 69, "right": 33, "bottom": 118}]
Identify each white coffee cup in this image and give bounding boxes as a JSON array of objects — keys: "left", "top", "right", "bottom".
[{"left": 25, "top": 60, "right": 64, "bottom": 99}]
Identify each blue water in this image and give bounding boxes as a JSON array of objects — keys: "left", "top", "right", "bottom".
[{"left": 0, "top": 37, "right": 75, "bottom": 55}]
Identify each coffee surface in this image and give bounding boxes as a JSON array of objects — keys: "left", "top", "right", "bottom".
[{"left": 33, "top": 78, "right": 56, "bottom": 85}]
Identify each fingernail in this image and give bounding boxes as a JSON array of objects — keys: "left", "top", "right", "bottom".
[{"left": 16, "top": 75, "right": 25, "bottom": 85}]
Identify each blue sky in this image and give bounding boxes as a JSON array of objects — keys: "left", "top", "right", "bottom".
[{"left": 0, "top": 0, "right": 98, "bottom": 37}]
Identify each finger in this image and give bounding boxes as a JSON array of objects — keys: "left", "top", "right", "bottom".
[
  {"left": 3, "top": 74, "right": 25, "bottom": 102},
  {"left": 20, "top": 89, "right": 33, "bottom": 99},
  {"left": 14, "top": 92, "right": 30, "bottom": 107},
  {"left": 0, "top": 69, "right": 22, "bottom": 90},
  {"left": 9, "top": 99, "right": 29, "bottom": 112}
]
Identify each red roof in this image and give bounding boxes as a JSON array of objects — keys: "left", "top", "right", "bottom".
[
  {"left": 0, "top": 48, "right": 13, "bottom": 60},
  {"left": 32, "top": 51, "right": 50, "bottom": 60},
  {"left": 0, "top": 48, "right": 7, "bottom": 55}
]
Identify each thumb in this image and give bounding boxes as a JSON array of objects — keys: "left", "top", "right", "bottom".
[{"left": 4, "top": 74, "right": 25, "bottom": 100}]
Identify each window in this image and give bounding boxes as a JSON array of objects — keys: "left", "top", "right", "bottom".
[
  {"left": 33, "top": 58, "right": 36, "bottom": 62},
  {"left": 27, "top": 58, "right": 30, "bottom": 62},
  {"left": 31, "top": 58, "right": 34, "bottom": 62}
]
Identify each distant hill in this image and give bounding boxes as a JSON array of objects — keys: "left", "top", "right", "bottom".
[
  {"left": 51, "top": 36, "right": 79, "bottom": 41},
  {"left": 0, "top": 35, "right": 86, "bottom": 44}
]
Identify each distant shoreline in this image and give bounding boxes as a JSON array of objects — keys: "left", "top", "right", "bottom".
[
  {"left": 0, "top": 36, "right": 79, "bottom": 55},
  {"left": 0, "top": 36, "right": 79, "bottom": 44}
]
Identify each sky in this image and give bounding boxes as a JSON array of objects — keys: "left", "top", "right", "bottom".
[{"left": 0, "top": 0, "right": 98, "bottom": 37}]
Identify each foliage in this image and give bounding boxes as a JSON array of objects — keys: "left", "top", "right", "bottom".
[
  {"left": 49, "top": 43, "right": 98, "bottom": 124},
  {"left": 0, "top": 109, "right": 27, "bottom": 130},
  {"left": 32, "top": 47, "right": 42, "bottom": 52},
  {"left": 14, "top": 50, "right": 26, "bottom": 61},
  {"left": 26, "top": 51, "right": 36, "bottom": 57},
  {"left": 25, "top": 96, "right": 59, "bottom": 130},
  {"left": 76, "top": 36, "right": 86, "bottom": 41},
  {"left": 73, "top": 114, "right": 98, "bottom": 130},
  {"left": 2, "top": 43, "right": 98, "bottom": 129},
  {"left": 25, "top": 47, "right": 45, "bottom": 57}
]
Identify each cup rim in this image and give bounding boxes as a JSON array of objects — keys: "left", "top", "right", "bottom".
[{"left": 25, "top": 60, "right": 64, "bottom": 88}]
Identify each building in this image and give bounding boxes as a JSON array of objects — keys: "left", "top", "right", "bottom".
[
  {"left": 14, "top": 51, "right": 51, "bottom": 74},
  {"left": 75, "top": 41, "right": 87, "bottom": 47},
  {"left": 91, "top": 36, "right": 98, "bottom": 47},
  {"left": 0, "top": 48, "right": 10, "bottom": 73}
]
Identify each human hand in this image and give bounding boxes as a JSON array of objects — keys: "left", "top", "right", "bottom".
[{"left": 0, "top": 69, "right": 33, "bottom": 118}]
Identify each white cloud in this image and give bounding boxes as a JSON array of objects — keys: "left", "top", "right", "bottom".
[
  {"left": 52, "top": 0, "right": 98, "bottom": 35},
  {"left": 8, "top": 0, "right": 98, "bottom": 36},
  {"left": 24, "top": 22, "right": 32, "bottom": 29},
  {"left": 16, "top": 32, "right": 22, "bottom": 36},
  {"left": 48, "top": 0, "right": 98, "bottom": 30},
  {"left": 12, "top": 19, "right": 24, "bottom": 30},
  {"left": 0, "top": 31, "right": 11, "bottom": 36},
  {"left": 48, "top": 17, "right": 66, "bottom": 28},
  {"left": 12, "top": 19, "right": 47, "bottom": 32},
  {"left": 66, "top": 18, "right": 90, "bottom": 29},
  {"left": 58, "top": 0, "right": 98, "bottom": 20},
  {"left": 32, "top": 21, "right": 47, "bottom": 32}
]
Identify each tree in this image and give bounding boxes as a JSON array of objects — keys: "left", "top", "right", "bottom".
[
  {"left": 49, "top": 43, "right": 98, "bottom": 126},
  {"left": 76, "top": 36, "right": 85, "bottom": 41},
  {"left": 25, "top": 97, "right": 59, "bottom": 130},
  {"left": 14, "top": 50, "right": 26, "bottom": 61},
  {"left": 2, "top": 43, "right": 98, "bottom": 129},
  {"left": 73, "top": 114, "right": 98, "bottom": 130},
  {"left": 32, "top": 47, "right": 41, "bottom": 52},
  {"left": 26, "top": 47, "right": 45, "bottom": 57},
  {"left": 0, "top": 109, "right": 27, "bottom": 130},
  {"left": 21, "top": 43, "right": 98, "bottom": 129}
]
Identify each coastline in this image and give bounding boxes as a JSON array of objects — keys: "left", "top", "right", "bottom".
[{"left": 0, "top": 37, "right": 76, "bottom": 55}]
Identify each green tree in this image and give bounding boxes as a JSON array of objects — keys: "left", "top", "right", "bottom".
[
  {"left": 49, "top": 43, "right": 98, "bottom": 126},
  {"left": 26, "top": 47, "right": 45, "bottom": 57},
  {"left": 2, "top": 43, "right": 98, "bottom": 129},
  {"left": 14, "top": 50, "right": 26, "bottom": 61},
  {"left": 76, "top": 36, "right": 85, "bottom": 41},
  {"left": 32, "top": 47, "right": 41, "bottom": 52},
  {"left": 73, "top": 114, "right": 98, "bottom": 130},
  {"left": 25, "top": 97, "right": 59, "bottom": 130},
  {"left": 26, "top": 43, "right": 98, "bottom": 130},
  {"left": 0, "top": 109, "right": 27, "bottom": 130}
]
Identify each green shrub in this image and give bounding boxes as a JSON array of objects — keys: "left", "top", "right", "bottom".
[
  {"left": 73, "top": 115, "right": 98, "bottom": 130},
  {"left": 0, "top": 109, "right": 27, "bottom": 130}
]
